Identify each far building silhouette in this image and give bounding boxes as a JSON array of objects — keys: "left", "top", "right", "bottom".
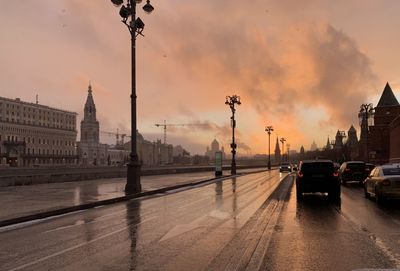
[
  {"left": 77, "top": 83, "right": 108, "bottom": 166},
  {"left": 364, "top": 82, "right": 400, "bottom": 163},
  {"left": 310, "top": 140, "right": 317, "bottom": 151},
  {"left": 205, "top": 139, "right": 226, "bottom": 160},
  {"left": 274, "top": 137, "right": 281, "bottom": 162}
]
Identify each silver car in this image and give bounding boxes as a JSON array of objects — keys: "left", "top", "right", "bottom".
[
  {"left": 364, "top": 164, "right": 400, "bottom": 203},
  {"left": 279, "top": 162, "right": 292, "bottom": 172}
]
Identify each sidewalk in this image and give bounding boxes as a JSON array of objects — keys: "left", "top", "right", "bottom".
[{"left": 0, "top": 168, "right": 266, "bottom": 224}]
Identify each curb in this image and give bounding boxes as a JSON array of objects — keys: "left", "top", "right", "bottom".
[{"left": 0, "top": 169, "right": 271, "bottom": 228}]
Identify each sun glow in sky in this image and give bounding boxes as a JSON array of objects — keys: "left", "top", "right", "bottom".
[{"left": 1, "top": 1, "right": 400, "bottom": 155}]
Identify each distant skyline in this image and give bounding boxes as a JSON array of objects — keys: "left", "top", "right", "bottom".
[{"left": 1, "top": 1, "right": 400, "bottom": 155}]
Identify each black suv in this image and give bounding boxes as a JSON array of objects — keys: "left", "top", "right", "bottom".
[
  {"left": 339, "top": 161, "right": 367, "bottom": 185},
  {"left": 296, "top": 160, "right": 340, "bottom": 200}
]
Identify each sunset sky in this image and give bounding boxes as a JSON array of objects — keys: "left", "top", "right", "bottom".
[{"left": 1, "top": 1, "right": 400, "bottom": 155}]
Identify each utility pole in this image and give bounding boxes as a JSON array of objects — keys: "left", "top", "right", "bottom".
[
  {"left": 265, "top": 126, "right": 273, "bottom": 170},
  {"left": 280, "top": 137, "right": 286, "bottom": 162}
]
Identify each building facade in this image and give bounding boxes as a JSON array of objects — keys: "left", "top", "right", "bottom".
[
  {"left": 0, "top": 96, "right": 77, "bottom": 167},
  {"left": 108, "top": 148, "right": 130, "bottom": 166},
  {"left": 334, "top": 130, "right": 345, "bottom": 150},
  {"left": 77, "top": 84, "right": 108, "bottom": 166},
  {"left": 310, "top": 140, "right": 318, "bottom": 151},
  {"left": 346, "top": 125, "right": 359, "bottom": 160},
  {"left": 122, "top": 132, "right": 173, "bottom": 166},
  {"left": 367, "top": 83, "right": 400, "bottom": 164},
  {"left": 389, "top": 115, "right": 400, "bottom": 163}
]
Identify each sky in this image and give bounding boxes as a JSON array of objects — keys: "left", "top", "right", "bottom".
[{"left": 1, "top": 0, "right": 400, "bottom": 155}]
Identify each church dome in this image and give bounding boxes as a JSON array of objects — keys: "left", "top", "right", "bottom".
[
  {"left": 211, "top": 139, "right": 219, "bottom": 151},
  {"left": 136, "top": 131, "right": 144, "bottom": 142}
]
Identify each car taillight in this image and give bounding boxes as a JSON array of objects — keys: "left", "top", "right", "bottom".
[
  {"left": 298, "top": 172, "right": 304, "bottom": 178},
  {"left": 382, "top": 179, "right": 391, "bottom": 186},
  {"left": 333, "top": 172, "right": 339, "bottom": 177}
]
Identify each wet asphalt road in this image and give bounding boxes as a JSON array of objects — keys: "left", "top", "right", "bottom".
[{"left": 1, "top": 171, "right": 400, "bottom": 271}]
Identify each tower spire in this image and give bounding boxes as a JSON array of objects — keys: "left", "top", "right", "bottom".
[
  {"left": 81, "top": 83, "right": 99, "bottom": 143},
  {"left": 274, "top": 136, "right": 281, "bottom": 157},
  {"left": 326, "top": 136, "right": 331, "bottom": 150},
  {"left": 377, "top": 82, "right": 399, "bottom": 107}
]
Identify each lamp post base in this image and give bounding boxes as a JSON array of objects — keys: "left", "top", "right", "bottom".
[
  {"left": 126, "top": 162, "right": 142, "bottom": 194},
  {"left": 231, "top": 161, "right": 236, "bottom": 175},
  {"left": 267, "top": 161, "right": 271, "bottom": 170}
]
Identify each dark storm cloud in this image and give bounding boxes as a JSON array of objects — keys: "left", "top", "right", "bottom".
[
  {"left": 307, "top": 25, "right": 378, "bottom": 126},
  {"left": 163, "top": 9, "right": 377, "bottom": 127}
]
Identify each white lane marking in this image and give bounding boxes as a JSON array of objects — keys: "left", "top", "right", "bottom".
[
  {"left": 6, "top": 216, "right": 156, "bottom": 271},
  {"left": 43, "top": 208, "right": 128, "bottom": 234}
]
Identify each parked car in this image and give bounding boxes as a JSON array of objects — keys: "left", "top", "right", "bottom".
[
  {"left": 333, "top": 162, "right": 341, "bottom": 172},
  {"left": 365, "top": 163, "right": 375, "bottom": 176},
  {"left": 339, "top": 161, "right": 366, "bottom": 185},
  {"left": 364, "top": 164, "right": 400, "bottom": 204},
  {"left": 296, "top": 160, "right": 340, "bottom": 200},
  {"left": 279, "top": 162, "right": 292, "bottom": 172}
]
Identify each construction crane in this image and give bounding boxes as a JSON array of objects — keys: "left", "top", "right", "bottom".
[
  {"left": 155, "top": 120, "right": 186, "bottom": 144},
  {"left": 100, "top": 129, "right": 131, "bottom": 148}
]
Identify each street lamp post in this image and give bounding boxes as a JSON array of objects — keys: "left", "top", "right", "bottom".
[
  {"left": 110, "top": 0, "right": 155, "bottom": 194},
  {"left": 265, "top": 126, "right": 273, "bottom": 170},
  {"left": 225, "top": 95, "right": 241, "bottom": 175},
  {"left": 358, "top": 103, "right": 374, "bottom": 163},
  {"left": 280, "top": 137, "right": 286, "bottom": 162}
]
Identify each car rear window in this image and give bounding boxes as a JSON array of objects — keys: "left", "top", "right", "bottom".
[
  {"left": 383, "top": 168, "right": 400, "bottom": 176},
  {"left": 366, "top": 164, "right": 375, "bottom": 170},
  {"left": 301, "top": 162, "right": 333, "bottom": 173},
  {"left": 347, "top": 163, "right": 365, "bottom": 170}
]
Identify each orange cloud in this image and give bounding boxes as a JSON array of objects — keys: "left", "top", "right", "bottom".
[{"left": 0, "top": 0, "right": 385, "bottom": 155}]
